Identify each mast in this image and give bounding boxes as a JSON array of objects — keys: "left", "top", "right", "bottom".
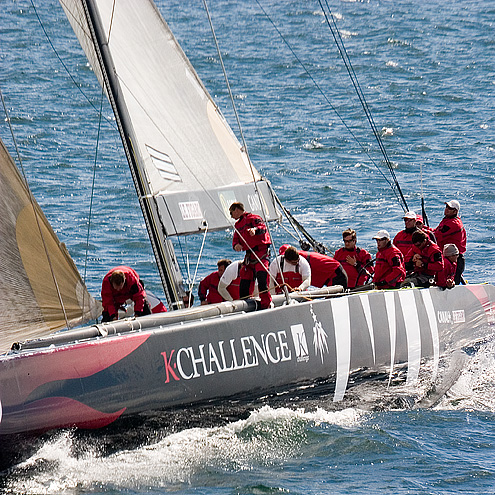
[{"left": 81, "top": 0, "right": 183, "bottom": 309}]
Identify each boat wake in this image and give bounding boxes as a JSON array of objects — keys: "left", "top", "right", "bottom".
[
  {"left": 436, "top": 338, "right": 495, "bottom": 411},
  {"left": 2, "top": 406, "right": 363, "bottom": 493}
]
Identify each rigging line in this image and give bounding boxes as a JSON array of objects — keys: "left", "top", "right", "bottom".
[
  {"left": 320, "top": 1, "right": 398, "bottom": 178},
  {"left": 419, "top": 161, "right": 430, "bottom": 227},
  {"left": 279, "top": 221, "right": 303, "bottom": 243},
  {"left": 254, "top": 0, "right": 394, "bottom": 191},
  {"left": 82, "top": 86, "right": 105, "bottom": 290},
  {"left": 189, "top": 222, "right": 209, "bottom": 297},
  {"left": 201, "top": 0, "right": 277, "bottom": 242},
  {"left": 319, "top": 0, "right": 409, "bottom": 211},
  {"left": 201, "top": 0, "right": 254, "bottom": 178},
  {"left": 197, "top": 0, "right": 286, "bottom": 274},
  {"left": 31, "top": 0, "right": 115, "bottom": 128},
  {"left": 273, "top": 193, "right": 329, "bottom": 254},
  {"left": 202, "top": 0, "right": 325, "bottom": 263},
  {"left": 0, "top": 85, "right": 71, "bottom": 330}
]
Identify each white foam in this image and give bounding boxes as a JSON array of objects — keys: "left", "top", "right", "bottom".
[
  {"left": 438, "top": 340, "right": 495, "bottom": 411},
  {"left": 6, "top": 405, "right": 366, "bottom": 493}
]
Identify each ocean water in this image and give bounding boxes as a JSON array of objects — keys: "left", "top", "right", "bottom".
[{"left": 1, "top": 0, "right": 495, "bottom": 493}]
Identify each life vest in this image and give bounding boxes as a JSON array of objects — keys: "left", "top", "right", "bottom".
[{"left": 274, "top": 256, "right": 303, "bottom": 293}]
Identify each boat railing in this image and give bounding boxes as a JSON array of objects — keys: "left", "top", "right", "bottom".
[{"left": 11, "top": 285, "right": 369, "bottom": 352}]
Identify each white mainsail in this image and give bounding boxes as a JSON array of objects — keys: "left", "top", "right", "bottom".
[
  {"left": 59, "top": 0, "right": 280, "bottom": 237},
  {"left": 0, "top": 138, "right": 100, "bottom": 354}
]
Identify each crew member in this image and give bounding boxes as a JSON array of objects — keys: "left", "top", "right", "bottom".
[
  {"left": 434, "top": 200, "right": 466, "bottom": 284},
  {"left": 218, "top": 259, "right": 257, "bottom": 301},
  {"left": 403, "top": 230, "right": 443, "bottom": 288},
  {"left": 296, "top": 247, "right": 348, "bottom": 289},
  {"left": 269, "top": 246, "right": 311, "bottom": 294},
  {"left": 198, "top": 259, "right": 231, "bottom": 305},
  {"left": 372, "top": 230, "right": 406, "bottom": 289},
  {"left": 436, "top": 244, "right": 459, "bottom": 289},
  {"left": 101, "top": 266, "right": 151, "bottom": 322},
  {"left": 416, "top": 214, "right": 437, "bottom": 243},
  {"left": 393, "top": 211, "right": 418, "bottom": 256},
  {"left": 182, "top": 291, "right": 194, "bottom": 308},
  {"left": 230, "top": 202, "right": 271, "bottom": 310},
  {"left": 334, "top": 228, "right": 373, "bottom": 288}
]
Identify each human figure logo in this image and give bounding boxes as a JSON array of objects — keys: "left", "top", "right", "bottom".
[{"left": 291, "top": 324, "right": 309, "bottom": 363}]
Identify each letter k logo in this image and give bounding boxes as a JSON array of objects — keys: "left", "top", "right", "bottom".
[{"left": 161, "top": 349, "right": 180, "bottom": 383}]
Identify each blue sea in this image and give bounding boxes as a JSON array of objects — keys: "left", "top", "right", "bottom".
[{"left": 1, "top": 0, "right": 495, "bottom": 493}]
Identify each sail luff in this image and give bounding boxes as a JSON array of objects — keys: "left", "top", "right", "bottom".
[{"left": 81, "top": 0, "right": 183, "bottom": 308}]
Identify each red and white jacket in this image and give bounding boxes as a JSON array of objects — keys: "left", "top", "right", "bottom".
[
  {"left": 404, "top": 240, "right": 444, "bottom": 279},
  {"left": 436, "top": 257, "right": 457, "bottom": 288},
  {"left": 393, "top": 228, "right": 417, "bottom": 257},
  {"left": 198, "top": 270, "right": 224, "bottom": 304},
  {"left": 232, "top": 212, "right": 270, "bottom": 257},
  {"left": 269, "top": 255, "right": 311, "bottom": 294}
]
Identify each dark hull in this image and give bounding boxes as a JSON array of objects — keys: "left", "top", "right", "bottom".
[{"left": 0, "top": 285, "right": 494, "bottom": 440}]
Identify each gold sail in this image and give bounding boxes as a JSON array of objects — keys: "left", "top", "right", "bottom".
[{"left": 0, "top": 138, "right": 100, "bottom": 353}]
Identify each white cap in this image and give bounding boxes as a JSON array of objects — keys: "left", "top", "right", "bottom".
[
  {"left": 445, "top": 200, "right": 460, "bottom": 211},
  {"left": 373, "top": 230, "right": 390, "bottom": 240},
  {"left": 403, "top": 211, "right": 417, "bottom": 219},
  {"left": 443, "top": 243, "right": 459, "bottom": 256}
]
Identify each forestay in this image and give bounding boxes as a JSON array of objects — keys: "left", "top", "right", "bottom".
[
  {"left": 59, "top": 0, "right": 280, "bottom": 236},
  {"left": 0, "top": 138, "right": 100, "bottom": 354}
]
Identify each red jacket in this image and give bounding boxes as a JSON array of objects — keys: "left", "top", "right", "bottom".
[
  {"left": 373, "top": 243, "right": 406, "bottom": 289},
  {"left": 434, "top": 216, "right": 466, "bottom": 253},
  {"left": 232, "top": 212, "right": 270, "bottom": 254},
  {"left": 436, "top": 257, "right": 457, "bottom": 288},
  {"left": 299, "top": 250, "right": 341, "bottom": 288},
  {"left": 404, "top": 240, "right": 444, "bottom": 278},
  {"left": 393, "top": 228, "right": 417, "bottom": 256},
  {"left": 101, "top": 266, "right": 146, "bottom": 318},
  {"left": 334, "top": 246, "right": 373, "bottom": 288},
  {"left": 198, "top": 271, "right": 224, "bottom": 304}
]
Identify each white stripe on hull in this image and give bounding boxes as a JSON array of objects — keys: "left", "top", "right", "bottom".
[
  {"left": 361, "top": 294, "right": 376, "bottom": 364},
  {"left": 399, "top": 290, "right": 421, "bottom": 386},
  {"left": 421, "top": 289, "right": 440, "bottom": 381},
  {"left": 332, "top": 297, "right": 351, "bottom": 402},
  {"left": 384, "top": 291, "right": 396, "bottom": 386}
]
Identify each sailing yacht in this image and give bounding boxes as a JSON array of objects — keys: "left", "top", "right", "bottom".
[{"left": 0, "top": 0, "right": 494, "bottom": 446}]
